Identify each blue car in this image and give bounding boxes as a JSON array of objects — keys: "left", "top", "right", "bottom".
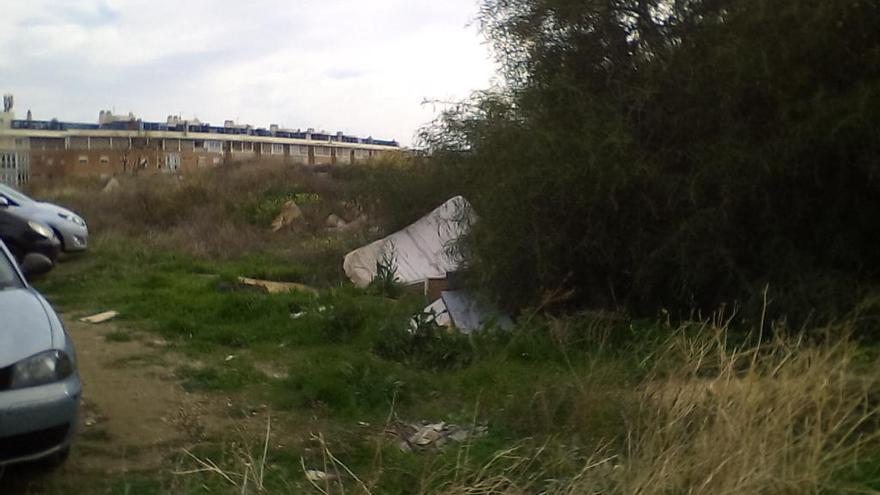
[{"left": 0, "top": 242, "right": 80, "bottom": 467}]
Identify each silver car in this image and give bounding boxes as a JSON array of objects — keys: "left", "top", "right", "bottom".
[
  {"left": 0, "top": 183, "right": 88, "bottom": 252},
  {"left": 0, "top": 242, "right": 81, "bottom": 466}
]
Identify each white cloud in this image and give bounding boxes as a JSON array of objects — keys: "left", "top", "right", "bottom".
[{"left": 0, "top": 0, "right": 497, "bottom": 145}]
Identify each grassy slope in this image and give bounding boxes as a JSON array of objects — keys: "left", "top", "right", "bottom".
[
  {"left": 33, "top": 236, "right": 642, "bottom": 494},
  {"left": 15, "top": 165, "right": 880, "bottom": 493}
]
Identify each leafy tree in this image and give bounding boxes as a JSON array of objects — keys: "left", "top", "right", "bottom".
[{"left": 421, "top": 0, "right": 880, "bottom": 326}]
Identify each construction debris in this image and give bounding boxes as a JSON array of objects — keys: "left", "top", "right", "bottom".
[
  {"left": 416, "top": 290, "right": 514, "bottom": 334},
  {"left": 343, "top": 196, "right": 474, "bottom": 287},
  {"left": 80, "top": 310, "right": 119, "bottom": 324},
  {"left": 237, "top": 277, "right": 318, "bottom": 295},
  {"left": 270, "top": 200, "right": 303, "bottom": 231},
  {"left": 388, "top": 421, "right": 489, "bottom": 452}
]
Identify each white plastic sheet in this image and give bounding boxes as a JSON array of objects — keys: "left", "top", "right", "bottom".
[{"left": 343, "top": 196, "right": 474, "bottom": 288}]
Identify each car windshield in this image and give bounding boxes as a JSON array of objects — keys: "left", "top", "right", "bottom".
[
  {"left": 0, "top": 183, "right": 34, "bottom": 205},
  {"left": 0, "top": 247, "right": 24, "bottom": 290}
]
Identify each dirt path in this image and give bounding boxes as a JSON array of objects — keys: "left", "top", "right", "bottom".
[{"left": 1, "top": 315, "right": 271, "bottom": 492}]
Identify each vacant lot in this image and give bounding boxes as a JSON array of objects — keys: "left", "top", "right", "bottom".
[{"left": 2, "top": 163, "right": 878, "bottom": 494}]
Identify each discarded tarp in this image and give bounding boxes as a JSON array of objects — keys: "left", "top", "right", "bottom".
[
  {"left": 418, "top": 290, "right": 514, "bottom": 334},
  {"left": 343, "top": 196, "right": 474, "bottom": 288}
]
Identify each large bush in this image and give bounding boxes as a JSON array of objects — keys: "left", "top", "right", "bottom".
[{"left": 423, "top": 0, "right": 880, "bottom": 325}]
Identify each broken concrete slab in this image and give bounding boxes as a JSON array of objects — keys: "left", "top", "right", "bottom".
[
  {"left": 80, "top": 310, "right": 119, "bottom": 324},
  {"left": 343, "top": 196, "right": 474, "bottom": 287},
  {"left": 237, "top": 277, "right": 318, "bottom": 295}
]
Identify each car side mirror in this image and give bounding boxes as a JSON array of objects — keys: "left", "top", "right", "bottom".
[
  {"left": 0, "top": 196, "right": 8, "bottom": 207},
  {"left": 20, "top": 253, "right": 53, "bottom": 280}
]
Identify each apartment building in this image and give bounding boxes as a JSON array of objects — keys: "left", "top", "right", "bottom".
[{"left": 0, "top": 98, "right": 401, "bottom": 186}]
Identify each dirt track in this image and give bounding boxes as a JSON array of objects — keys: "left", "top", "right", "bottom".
[{"left": 0, "top": 316, "right": 270, "bottom": 492}]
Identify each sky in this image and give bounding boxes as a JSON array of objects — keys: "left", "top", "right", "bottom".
[{"left": 0, "top": 0, "right": 498, "bottom": 146}]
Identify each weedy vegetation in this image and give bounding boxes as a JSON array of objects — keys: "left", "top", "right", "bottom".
[{"left": 7, "top": 0, "right": 880, "bottom": 492}]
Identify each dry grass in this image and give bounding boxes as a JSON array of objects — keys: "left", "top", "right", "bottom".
[
  {"left": 26, "top": 162, "right": 375, "bottom": 259},
  {"left": 436, "top": 322, "right": 879, "bottom": 495}
]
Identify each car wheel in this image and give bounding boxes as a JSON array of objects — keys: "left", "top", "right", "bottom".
[{"left": 39, "top": 447, "right": 70, "bottom": 469}]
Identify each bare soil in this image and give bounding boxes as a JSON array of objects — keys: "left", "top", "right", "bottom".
[{"left": 0, "top": 316, "right": 274, "bottom": 492}]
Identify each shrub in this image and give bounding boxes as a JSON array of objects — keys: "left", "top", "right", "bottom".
[
  {"left": 373, "top": 311, "right": 475, "bottom": 370},
  {"left": 419, "top": 0, "right": 880, "bottom": 326}
]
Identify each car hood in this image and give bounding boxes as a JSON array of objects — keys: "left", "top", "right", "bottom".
[
  {"left": 0, "top": 288, "right": 53, "bottom": 368},
  {"left": 34, "top": 202, "right": 80, "bottom": 220}
]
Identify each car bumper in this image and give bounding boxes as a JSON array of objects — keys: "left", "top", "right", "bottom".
[
  {"left": 55, "top": 226, "right": 88, "bottom": 253},
  {"left": 0, "top": 373, "right": 81, "bottom": 466}
]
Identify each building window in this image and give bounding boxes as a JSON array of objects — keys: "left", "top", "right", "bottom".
[
  {"left": 272, "top": 143, "right": 285, "bottom": 155},
  {"left": 79, "top": 155, "right": 89, "bottom": 165},
  {"left": 354, "top": 149, "right": 369, "bottom": 159},
  {"left": 206, "top": 140, "right": 222, "bottom": 153},
  {"left": 314, "top": 146, "right": 330, "bottom": 157},
  {"left": 292, "top": 145, "right": 308, "bottom": 155},
  {"left": 100, "top": 156, "right": 110, "bottom": 165}
]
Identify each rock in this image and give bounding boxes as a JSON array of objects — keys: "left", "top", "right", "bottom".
[
  {"left": 325, "top": 214, "right": 348, "bottom": 229},
  {"left": 102, "top": 177, "right": 120, "bottom": 193},
  {"left": 334, "top": 214, "right": 368, "bottom": 233},
  {"left": 270, "top": 200, "right": 303, "bottom": 232}
]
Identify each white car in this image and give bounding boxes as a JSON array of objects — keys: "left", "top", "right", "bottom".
[
  {"left": 0, "top": 183, "right": 88, "bottom": 252},
  {"left": 0, "top": 242, "right": 81, "bottom": 466}
]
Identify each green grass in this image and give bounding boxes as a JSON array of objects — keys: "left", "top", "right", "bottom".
[
  {"left": 36, "top": 236, "right": 642, "bottom": 473},
  {"left": 31, "top": 233, "right": 878, "bottom": 494}
]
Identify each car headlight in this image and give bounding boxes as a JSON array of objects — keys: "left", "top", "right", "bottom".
[
  {"left": 28, "top": 221, "right": 53, "bottom": 239},
  {"left": 10, "top": 350, "right": 74, "bottom": 389}
]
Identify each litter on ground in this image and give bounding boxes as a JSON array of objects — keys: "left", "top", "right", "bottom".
[
  {"left": 237, "top": 277, "right": 318, "bottom": 295},
  {"left": 80, "top": 310, "right": 119, "bottom": 324},
  {"left": 387, "top": 420, "right": 489, "bottom": 451},
  {"left": 304, "top": 469, "right": 338, "bottom": 482}
]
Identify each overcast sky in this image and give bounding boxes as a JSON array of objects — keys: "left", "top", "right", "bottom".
[{"left": 0, "top": 0, "right": 497, "bottom": 146}]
